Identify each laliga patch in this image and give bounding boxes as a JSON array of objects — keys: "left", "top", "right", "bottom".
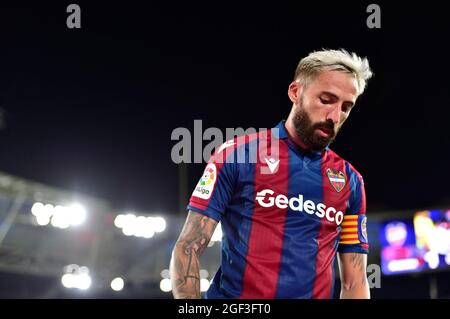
[
  {"left": 193, "top": 163, "right": 217, "bottom": 200},
  {"left": 326, "top": 168, "right": 346, "bottom": 192},
  {"left": 358, "top": 215, "right": 368, "bottom": 243}
]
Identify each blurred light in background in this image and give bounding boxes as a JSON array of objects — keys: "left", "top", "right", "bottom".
[
  {"left": 200, "top": 279, "right": 210, "bottom": 292},
  {"left": 200, "top": 269, "right": 211, "bottom": 292},
  {"left": 425, "top": 251, "right": 440, "bottom": 270},
  {"left": 152, "top": 217, "right": 166, "bottom": 233},
  {"left": 110, "top": 277, "right": 124, "bottom": 291},
  {"left": 160, "top": 269, "right": 170, "bottom": 279},
  {"left": 158, "top": 269, "right": 211, "bottom": 293},
  {"left": 31, "top": 202, "right": 87, "bottom": 229},
  {"left": 51, "top": 205, "right": 71, "bottom": 229},
  {"left": 160, "top": 269, "right": 171, "bottom": 292},
  {"left": 160, "top": 278, "right": 172, "bottom": 292},
  {"left": 387, "top": 258, "right": 420, "bottom": 273},
  {"left": 114, "top": 213, "right": 166, "bottom": 238},
  {"left": 208, "top": 222, "right": 222, "bottom": 247},
  {"left": 32, "top": 202, "right": 52, "bottom": 226},
  {"left": 68, "top": 203, "right": 87, "bottom": 225},
  {"left": 61, "top": 264, "right": 92, "bottom": 290}
]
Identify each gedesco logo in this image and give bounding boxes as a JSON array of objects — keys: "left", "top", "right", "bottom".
[{"left": 255, "top": 189, "right": 344, "bottom": 226}]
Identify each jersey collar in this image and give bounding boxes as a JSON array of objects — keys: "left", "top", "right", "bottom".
[{"left": 273, "top": 120, "right": 327, "bottom": 160}]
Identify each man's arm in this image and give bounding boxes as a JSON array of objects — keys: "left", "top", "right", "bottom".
[
  {"left": 338, "top": 252, "right": 370, "bottom": 299},
  {"left": 170, "top": 210, "right": 218, "bottom": 299}
]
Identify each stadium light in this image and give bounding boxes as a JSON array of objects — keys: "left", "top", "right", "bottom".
[
  {"left": 36, "top": 214, "right": 51, "bottom": 226},
  {"left": 124, "top": 213, "right": 137, "bottom": 224},
  {"left": 152, "top": 217, "right": 166, "bottom": 233},
  {"left": 200, "top": 279, "right": 210, "bottom": 292},
  {"left": 77, "top": 273, "right": 92, "bottom": 290},
  {"left": 141, "top": 217, "right": 155, "bottom": 238},
  {"left": 114, "top": 214, "right": 126, "bottom": 228},
  {"left": 32, "top": 202, "right": 54, "bottom": 226},
  {"left": 133, "top": 216, "right": 148, "bottom": 237},
  {"left": 31, "top": 201, "right": 87, "bottom": 229},
  {"left": 160, "top": 278, "right": 172, "bottom": 292},
  {"left": 68, "top": 203, "right": 87, "bottom": 226},
  {"left": 61, "top": 264, "right": 92, "bottom": 290},
  {"left": 44, "top": 204, "right": 54, "bottom": 215},
  {"left": 121, "top": 214, "right": 137, "bottom": 236},
  {"left": 51, "top": 205, "right": 71, "bottom": 229},
  {"left": 114, "top": 213, "right": 166, "bottom": 239},
  {"left": 111, "top": 277, "right": 124, "bottom": 292},
  {"left": 61, "top": 273, "right": 75, "bottom": 288},
  {"left": 122, "top": 227, "right": 134, "bottom": 236},
  {"left": 31, "top": 202, "right": 44, "bottom": 216}
]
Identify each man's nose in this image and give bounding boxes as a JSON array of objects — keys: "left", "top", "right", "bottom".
[{"left": 326, "top": 105, "right": 341, "bottom": 124}]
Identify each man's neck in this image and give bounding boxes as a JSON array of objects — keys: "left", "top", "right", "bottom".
[{"left": 284, "top": 117, "right": 309, "bottom": 150}]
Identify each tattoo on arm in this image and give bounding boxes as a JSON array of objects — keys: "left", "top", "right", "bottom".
[
  {"left": 170, "top": 211, "right": 217, "bottom": 299},
  {"left": 350, "top": 253, "right": 367, "bottom": 285}
]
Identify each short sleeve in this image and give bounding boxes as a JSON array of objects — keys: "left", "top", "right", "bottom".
[
  {"left": 338, "top": 163, "right": 369, "bottom": 254},
  {"left": 187, "top": 140, "right": 238, "bottom": 222}
]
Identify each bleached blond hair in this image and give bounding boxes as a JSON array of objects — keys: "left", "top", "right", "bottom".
[{"left": 294, "top": 49, "right": 373, "bottom": 94}]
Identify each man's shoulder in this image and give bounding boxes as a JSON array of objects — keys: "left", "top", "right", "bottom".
[
  {"left": 210, "top": 131, "right": 262, "bottom": 164},
  {"left": 215, "top": 130, "right": 274, "bottom": 155}
]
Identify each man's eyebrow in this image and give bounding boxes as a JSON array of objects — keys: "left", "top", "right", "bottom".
[
  {"left": 321, "top": 91, "right": 355, "bottom": 106},
  {"left": 321, "top": 91, "right": 339, "bottom": 99}
]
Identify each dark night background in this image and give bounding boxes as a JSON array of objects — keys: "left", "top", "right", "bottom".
[
  {"left": 0, "top": 2, "right": 449, "bottom": 218},
  {"left": 0, "top": 0, "right": 449, "bottom": 300}
]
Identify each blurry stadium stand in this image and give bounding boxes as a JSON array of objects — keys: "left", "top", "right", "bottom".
[
  {"left": 0, "top": 170, "right": 221, "bottom": 298},
  {"left": 0, "top": 169, "right": 448, "bottom": 298}
]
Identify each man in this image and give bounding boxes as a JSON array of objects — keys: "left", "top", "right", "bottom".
[{"left": 170, "top": 49, "right": 373, "bottom": 299}]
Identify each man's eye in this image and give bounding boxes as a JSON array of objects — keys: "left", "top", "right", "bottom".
[
  {"left": 320, "top": 97, "right": 331, "bottom": 104},
  {"left": 342, "top": 104, "right": 353, "bottom": 113}
]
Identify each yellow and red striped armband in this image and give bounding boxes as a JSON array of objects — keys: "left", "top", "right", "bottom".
[{"left": 339, "top": 214, "right": 368, "bottom": 245}]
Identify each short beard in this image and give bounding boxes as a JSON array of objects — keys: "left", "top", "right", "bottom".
[{"left": 292, "top": 98, "right": 337, "bottom": 152}]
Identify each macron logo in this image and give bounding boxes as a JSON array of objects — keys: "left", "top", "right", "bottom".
[
  {"left": 217, "top": 140, "right": 236, "bottom": 154},
  {"left": 264, "top": 157, "right": 280, "bottom": 174},
  {"left": 255, "top": 189, "right": 344, "bottom": 226}
]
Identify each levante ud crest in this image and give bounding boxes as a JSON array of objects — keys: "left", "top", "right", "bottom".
[{"left": 326, "top": 168, "right": 346, "bottom": 192}]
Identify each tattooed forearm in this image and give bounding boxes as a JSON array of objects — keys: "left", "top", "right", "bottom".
[
  {"left": 349, "top": 253, "right": 367, "bottom": 284},
  {"left": 170, "top": 211, "right": 218, "bottom": 299},
  {"left": 338, "top": 252, "right": 370, "bottom": 299},
  {"left": 350, "top": 253, "right": 365, "bottom": 271}
]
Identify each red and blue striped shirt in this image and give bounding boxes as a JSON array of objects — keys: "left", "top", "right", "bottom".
[{"left": 188, "top": 120, "right": 368, "bottom": 299}]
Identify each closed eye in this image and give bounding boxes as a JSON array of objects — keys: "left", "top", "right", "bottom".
[
  {"left": 320, "top": 97, "right": 332, "bottom": 104},
  {"left": 319, "top": 92, "right": 338, "bottom": 105},
  {"left": 342, "top": 102, "right": 354, "bottom": 113}
]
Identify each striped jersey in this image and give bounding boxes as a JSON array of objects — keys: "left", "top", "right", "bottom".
[{"left": 187, "top": 120, "right": 369, "bottom": 299}]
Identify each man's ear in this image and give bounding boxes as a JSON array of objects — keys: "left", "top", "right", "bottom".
[{"left": 288, "top": 80, "right": 302, "bottom": 103}]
